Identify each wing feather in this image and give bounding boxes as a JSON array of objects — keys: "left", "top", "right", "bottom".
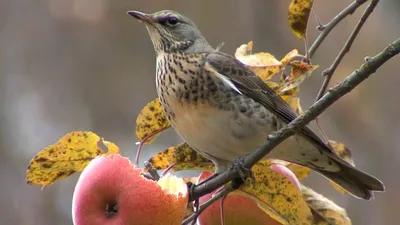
[{"left": 204, "top": 51, "right": 332, "bottom": 154}]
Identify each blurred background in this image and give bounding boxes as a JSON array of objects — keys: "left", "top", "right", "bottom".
[{"left": 0, "top": 0, "right": 399, "bottom": 224}]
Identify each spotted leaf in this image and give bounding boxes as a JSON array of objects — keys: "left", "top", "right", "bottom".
[
  {"left": 146, "top": 142, "right": 213, "bottom": 172},
  {"left": 26, "top": 131, "right": 120, "bottom": 186},
  {"left": 288, "top": 0, "right": 314, "bottom": 38},
  {"left": 136, "top": 98, "right": 171, "bottom": 144},
  {"left": 238, "top": 160, "right": 313, "bottom": 225}
]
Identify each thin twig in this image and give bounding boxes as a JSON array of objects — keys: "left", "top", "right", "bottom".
[
  {"left": 183, "top": 186, "right": 234, "bottom": 224},
  {"left": 315, "top": 0, "right": 380, "bottom": 101},
  {"left": 311, "top": 5, "right": 323, "bottom": 28},
  {"left": 313, "top": 0, "right": 379, "bottom": 142},
  {"left": 308, "top": 0, "right": 367, "bottom": 58},
  {"left": 307, "top": 0, "right": 368, "bottom": 140},
  {"left": 188, "top": 38, "right": 400, "bottom": 202}
]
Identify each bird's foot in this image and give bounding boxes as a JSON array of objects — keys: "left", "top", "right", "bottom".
[{"left": 230, "top": 155, "right": 256, "bottom": 189}]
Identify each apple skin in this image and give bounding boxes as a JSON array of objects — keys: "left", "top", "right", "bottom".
[
  {"left": 197, "top": 171, "right": 281, "bottom": 225},
  {"left": 72, "top": 154, "right": 187, "bottom": 225}
]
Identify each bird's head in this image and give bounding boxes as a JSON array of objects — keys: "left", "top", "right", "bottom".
[{"left": 128, "top": 10, "right": 214, "bottom": 54}]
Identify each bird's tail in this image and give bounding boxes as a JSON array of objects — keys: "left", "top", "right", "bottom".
[{"left": 316, "top": 154, "right": 384, "bottom": 200}]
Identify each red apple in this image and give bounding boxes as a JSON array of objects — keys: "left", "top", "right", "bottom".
[
  {"left": 197, "top": 171, "right": 281, "bottom": 225},
  {"left": 72, "top": 154, "right": 188, "bottom": 225}
]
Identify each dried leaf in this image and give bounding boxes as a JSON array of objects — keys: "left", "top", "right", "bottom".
[
  {"left": 280, "top": 86, "right": 301, "bottom": 103},
  {"left": 136, "top": 98, "right": 171, "bottom": 144},
  {"left": 235, "top": 41, "right": 254, "bottom": 56},
  {"left": 146, "top": 142, "right": 213, "bottom": 172},
  {"left": 265, "top": 80, "right": 300, "bottom": 104},
  {"left": 281, "top": 49, "right": 301, "bottom": 65},
  {"left": 302, "top": 185, "right": 352, "bottom": 225},
  {"left": 327, "top": 140, "right": 355, "bottom": 195},
  {"left": 253, "top": 65, "right": 285, "bottom": 81},
  {"left": 287, "top": 97, "right": 303, "bottom": 115},
  {"left": 280, "top": 61, "right": 319, "bottom": 92},
  {"left": 328, "top": 141, "right": 354, "bottom": 166},
  {"left": 238, "top": 160, "right": 313, "bottom": 225},
  {"left": 26, "top": 131, "right": 120, "bottom": 186},
  {"left": 235, "top": 41, "right": 284, "bottom": 81},
  {"left": 288, "top": 0, "right": 314, "bottom": 38}
]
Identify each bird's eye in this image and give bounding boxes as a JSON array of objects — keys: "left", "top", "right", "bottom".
[{"left": 165, "top": 16, "right": 180, "bottom": 26}]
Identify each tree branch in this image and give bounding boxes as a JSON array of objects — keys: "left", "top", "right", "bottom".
[
  {"left": 312, "top": 0, "right": 379, "bottom": 141},
  {"left": 315, "top": 0, "right": 380, "bottom": 101},
  {"left": 184, "top": 2, "right": 392, "bottom": 223},
  {"left": 189, "top": 38, "right": 400, "bottom": 203},
  {"left": 183, "top": 186, "right": 234, "bottom": 225},
  {"left": 308, "top": 0, "right": 368, "bottom": 58}
]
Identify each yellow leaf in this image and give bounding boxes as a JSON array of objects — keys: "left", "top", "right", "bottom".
[
  {"left": 235, "top": 41, "right": 284, "bottom": 81},
  {"left": 266, "top": 81, "right": 280, "bottom": 91},
  {"left": 238, "top": 52, "right": 281, "bottom": 67},
  {"left": 26, "top": 131, "right": 120, "bottom": 186},
  {"left": 136, "top": 98, "right": 171, "bottom": 144},
  {"left": 239, "top": 160, "right": 313, "bottom": 225},
  {"left": 280, "top": 61, "right": 319, "bottom": 92},
  {"left": 146, "top": 142, "right": 214, "bottom": 172},
  {"left": 280, "top": 86, "right": 300, "bottom": 102},
  {"left": 281, "top": 49, "right": 301, "bottom": 65},
  {"left": 302, "top": 185, "right": 352, "bottom": 225},
  {"left": 287, "top": 97, "right": 304, "bottom": 116},
  {"left": 327, "top": 140, "right": 355, "bottom": 195},
  {"left": 266, "top": 81, "right": 300, "bottom": 104},
  {"left": 235, "top": 41, "right": 254, "bottom": 56},
  {"left": 328, "top": 141, "right": 354, "bottom": 166},
  {"left": 288, "top": 0, "right": 314, "bottom": 38},
  {"left": 252, "top": 65, "right": 284, "bottom": 81},
  {"left": 272, "top": 159, "right": 310, "bottom": 180}
]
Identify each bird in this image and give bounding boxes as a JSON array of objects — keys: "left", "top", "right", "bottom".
[{"left": 128, "top": 10, "right": 384, "bottom": 200}]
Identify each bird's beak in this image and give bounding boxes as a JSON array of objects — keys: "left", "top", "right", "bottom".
[{"left": 127, "top": 11, "right": 154, "bottom": 25}]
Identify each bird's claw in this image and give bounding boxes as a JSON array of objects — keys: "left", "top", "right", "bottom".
[{"left": 230, "top": 155, "right": 256, "bottom": 189}]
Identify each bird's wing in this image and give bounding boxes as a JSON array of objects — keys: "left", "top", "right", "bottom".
[{"left": 204, "top": 51, "right": 333, "bottom": 154}]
